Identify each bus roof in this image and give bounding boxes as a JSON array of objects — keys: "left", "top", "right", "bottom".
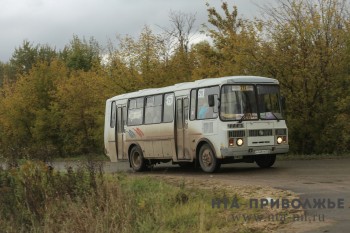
[{"left": 108, "top": 76, "right": 278, "bottom": 101}]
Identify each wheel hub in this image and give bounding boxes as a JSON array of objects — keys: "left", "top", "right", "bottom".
[
  {"left": 202, "top": 149, "right": 212, "bottom": 167},
  {"left": 132, "top": 152, "right": 141, "bottom": 167}
]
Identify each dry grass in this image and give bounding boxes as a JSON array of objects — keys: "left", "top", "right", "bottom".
[{"left": 0, "top": 160, "right": 303, "bottom": 233}]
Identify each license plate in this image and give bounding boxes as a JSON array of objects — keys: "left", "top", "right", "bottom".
[
  {"left": 255, "top": 150, "right": 270, "bottom": 155},
  {"left": 234, "top": 155, "right": 243, "bottom": 159}
]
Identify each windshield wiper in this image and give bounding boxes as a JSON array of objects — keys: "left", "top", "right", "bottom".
[
  {"left": 268, "top": 112, "right": 280, "bottom": 122},
  {"left": 238, "top": 112, "right": 249, "bottom": 123}
]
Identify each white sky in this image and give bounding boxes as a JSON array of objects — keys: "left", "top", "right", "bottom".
[{"left": 0, "top": 0, "right": 266, "bottom": 62}]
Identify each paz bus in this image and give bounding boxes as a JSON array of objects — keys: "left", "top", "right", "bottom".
[{"left": 104, "top": 76, "right": 289, "bottom": 173}]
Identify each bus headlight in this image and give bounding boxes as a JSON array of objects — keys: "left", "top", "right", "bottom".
[
  {"left": 229, "top": 138, "right": 235, "bottom": 146},
  {"left": 277, "top": 136, "right": 283, "bottom": 144},
  {"left": 236, "top": 138, "right": 244, "bottom": 146}
]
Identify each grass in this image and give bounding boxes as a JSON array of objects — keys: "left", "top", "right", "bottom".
[
  {"left": 278, "top": 153, "right": 350, "bottom": 160},
  {"left": 0, "top": 160, "right": 301, "bottom": 233},
  {"left": 0, "top": 153, "right": 110, "bottom": 164},
  {"left": 52, "top": 153, "right": 110, "bottom": 162}
]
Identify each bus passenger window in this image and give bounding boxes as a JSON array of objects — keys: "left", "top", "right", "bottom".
[
  {"left": 128, "top": 97, "right": 144, "bottom": 126},
  {"left": 163, "top": 93, "right": 174, "bottom": 122},
  {"left": 190, "top": 90, "right": 196, "bottom": 120},
  {"left": 110, "top": 101, "right": 116, "bottom": 128},
  {"left": 117, "top": 107, "right": 122, "bottom": 133},
  {"left": 196, "top": 86, "right": 219, "bottom": 119},
  {"left": 145, "top": 95, "right": 162, "bottom": 124}
]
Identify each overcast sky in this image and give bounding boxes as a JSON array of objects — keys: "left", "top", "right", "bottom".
[{"left": 0, "top": 0, "right": 265, "bottom": 62}]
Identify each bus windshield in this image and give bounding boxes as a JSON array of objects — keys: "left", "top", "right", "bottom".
[
  {"left": 220, "top": 85, "right": 258, "bottom": 121},
  {"left": 220, "top": 84, "right": 283, "bottom": 121},
  {"left": 257, "top": 85, "right": 283, "bottom": 120}
]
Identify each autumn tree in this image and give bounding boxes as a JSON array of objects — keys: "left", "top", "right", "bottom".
[
  {"left": 255, "top": 0, "right": 350, "bottom": 153},
  {"left": 190, "top": 41, "right": 222, "bottom": 79},
  {"left": 108, "top": 26, "right": 169, "bottom": 90},
  {"left": 203, "top": 2, "right": 259, "bottom": 76},
  {"left": 0, "top": 62, "right": 15, "bottom": 86},
  {"left": 53, "top": 69, "right": 112, "bottom": 154},
  {"left": 0, "top": 60, "right": 66, "bottom": 159},
  {"left": 60, "top": 35, "right": 101, "bottom": 71},
  {"left": 10, "top": 40, "right": 57, "bottom": 77},
  {"left": 160, "top": 11, "right": 197, "bottom": 82}
]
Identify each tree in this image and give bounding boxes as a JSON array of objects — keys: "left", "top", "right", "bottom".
[
  {"left": 203, "top": 2, "right": 259, "bottom": 76},
  {"left": 10, "top": 40, "right": 57, "bottom": 77},
  {"left": 255, "top": 0, "right": 350, "bottom": 153},
  {"left": 109, "top": 26, "right": 169, "bottom": 89},
  {"left": 190, "top": 41, "right": 222, "bottom": 79},
  {"left": 60, "top": 35, "right": 101, "bottom": 72},
  {"left": 160, "top": 11, "right": 197, "bottom": 82},
  {"left": 53, "top": 69, "right": 112, "bottom": 154},
  {"left": 0, "top": 60, "right": 66, "bottom": 159}
]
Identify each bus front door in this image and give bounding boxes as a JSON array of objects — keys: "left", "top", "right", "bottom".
[
  {"left": 116, "top": 105, "right": 127, "bottom": 160},
  {"left": 176, "top": 97, "right": 190, "bottom": 160}
]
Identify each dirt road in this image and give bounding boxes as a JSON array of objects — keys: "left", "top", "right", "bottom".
[{"left": 52, "top": 158, "right": 350, "bottom": 233}]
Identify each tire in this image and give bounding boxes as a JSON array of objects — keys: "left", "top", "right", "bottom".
[
  {"left": 130, "top": 146, "right": 146, "bottom": 172},
  {"left": 255, "top": 154, "right": 276, "bottom": 168},
  {"left": 198, "top": 144, "right": 221, "bottom": 173}
]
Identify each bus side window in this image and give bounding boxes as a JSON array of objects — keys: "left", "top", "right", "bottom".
[
  {"left": 117, "top": 107, "right": 122, "bottom": 133},
  {"left": 122, "top": 106, "right": 127, "bottom": 131},
  {"left": 190, "top": 89, "right": 196, "bottom": 120},
  {"left": 163, "top": 93, "right": 174, "bottom": 123},
  {"left": 110, "top": 101, "right": 116, "bottom": 128},
  {"left": 145, "top": 95, "right": 162, "bottom": 124},
  {"left": 128, "top": 98, "right": 144, "bottom": 126},
  {"left": 196, "top": 86, "right": 219, "bottom": 119}
]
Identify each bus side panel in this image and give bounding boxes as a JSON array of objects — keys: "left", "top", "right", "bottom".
[
  {"left": 162, "top": 140, "right": 175, "bottom": 158},
  {"left": 187, "top": 120, "right": 203, "bottom": 160},
  {"left": 187, "top": 119, "right": 223, "bottom": 160},
  {"left": 125, "top": 122, "right": 175, "bottom": 159}
]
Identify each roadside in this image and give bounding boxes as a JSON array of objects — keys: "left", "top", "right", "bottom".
[
  {"left": 95, "top": 158, "right": 350, "bottom": 233},
  {"left": 149, "top": 175, "right": 332, "bottom": 233},
  {"left": 2, "top": 158, "right": 349, "bottom": 232},
  {"left": 0, "top": 160, "right": 303, "bottom": 233},
  {"left": 278, "top": 153, "right": 350, "bottom": 161}
]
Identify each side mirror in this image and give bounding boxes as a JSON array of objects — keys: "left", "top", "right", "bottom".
[{"left": 208, "top": 95, "right": 215, "bottom": 107}]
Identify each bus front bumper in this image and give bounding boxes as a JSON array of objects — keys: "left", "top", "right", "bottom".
[{"left": 220, "top": 145, "right": 289, "bottom": 158}]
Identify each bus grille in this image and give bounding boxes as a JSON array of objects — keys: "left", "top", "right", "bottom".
[
  {"left": 228, "top": 130, "right": 245, "bottom": 138},
  {"left": 228, "top": 123, "right": 244, "bottom": 128},
  {"left": 275, "top": 128, "right": 287, "bottom": 135},
  {"left": 249, "top": 129, "right": 273, "bottom": 137}
]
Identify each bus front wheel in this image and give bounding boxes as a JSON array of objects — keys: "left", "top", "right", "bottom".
[
  {"left": 198, "top": 144, "right": 220, "bottom": 173},
  {"left": 130, "top": 146, "right": 146, "bottom": 172},
  {"left": 255, "top": 154, "right": 276, "bottom": 168}
]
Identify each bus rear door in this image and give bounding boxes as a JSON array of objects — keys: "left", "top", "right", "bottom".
[
  {"left": 106, "top": 101, "right": 117, "bottom": 161},
  {"left": 116, "top": 105, "right": 127, "bottom": 160},
  {"left": 176, "top": 97, "right": 190, "bottom": 160}
]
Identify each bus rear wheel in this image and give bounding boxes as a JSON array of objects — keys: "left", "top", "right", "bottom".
[
  {"left": 255, "top": 154, "right": 276, "bottom": 168},
  {"left": 130, "top": 146, "right": 146, "bottom": 172},
  {"left": 198, "top": 144, "right": 220, "bottom": 173}
]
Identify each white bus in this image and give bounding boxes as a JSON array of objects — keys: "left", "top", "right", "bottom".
[{"left": 104, "top": 76, "right": 289, "bottom": 173}]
